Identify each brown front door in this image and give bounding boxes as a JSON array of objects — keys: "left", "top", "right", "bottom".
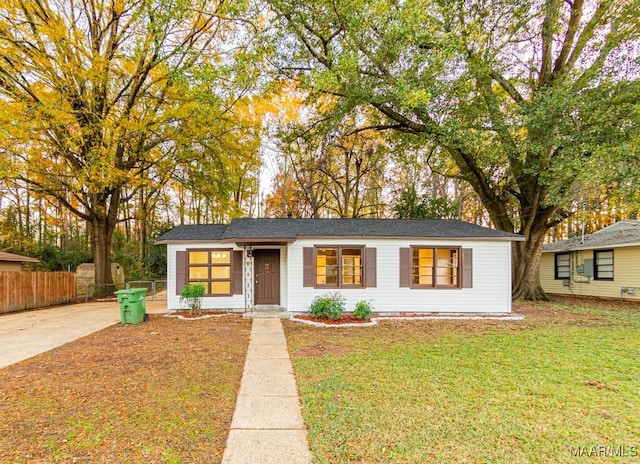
[{"left": 254, "top": 250, "right": 280, "bottom": 305}]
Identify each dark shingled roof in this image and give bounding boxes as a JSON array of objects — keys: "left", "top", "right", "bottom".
[
  {"left": 543, "top": 221, "right": 640, "bottom": 252},
  {"left": 155, "top": 224, "right": 228, "bottom": 242},
  {"left": 156, "top": 218, "right": 523, "bottom": 243}
]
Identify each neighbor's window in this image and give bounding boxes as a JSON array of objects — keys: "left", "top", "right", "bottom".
[
  {"left": 412, "top": 247, "right": 459, "bottom": 287},
  {"left": 187, "top": 249, "right": 232, "bottom": 296},
  {"left": 594, "top": 249, "right": 614, "bottom": 280},
  {"left": 316, "top": 247, "right": 363, "bottom": 287},
  {"left": 554, "top": 253, "right": 570, "bottom": 279}
]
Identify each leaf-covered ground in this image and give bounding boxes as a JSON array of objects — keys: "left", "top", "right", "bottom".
[
  {"left": 0, "top": 314, "right": 251, "bottom": 464},
  {"left": 284, "top": 297, "right": 640, "bottom": 463}
]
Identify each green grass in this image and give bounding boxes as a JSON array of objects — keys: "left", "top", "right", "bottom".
[{"left": 284, "top": 300, "right": 640, "bottom": 463}]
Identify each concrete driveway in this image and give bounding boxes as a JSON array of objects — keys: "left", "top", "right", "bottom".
[{"left": 0, "top": 299, "right": 167, "bottom": 369}]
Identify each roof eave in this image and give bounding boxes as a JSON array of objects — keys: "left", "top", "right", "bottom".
[
  {"left": 155, "top": 239, "right": 225, "bottom": 245},
  {"left": 158, "top": 235, "right": 523, "bottom": 243},
  {"left": 221, "top": 237, "right": 296, "bottom": 244},
  {"left": 295, "top": 234, "right": 525, "bottom": 241},
  {"left": 543, "top": 241, "right": 640, "bottom": 253}
]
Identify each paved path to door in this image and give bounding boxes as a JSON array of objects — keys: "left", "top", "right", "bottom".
[
  {"left": 222, "top": 318, "right": 313, "bottom": 464},
  {"left": 0, "top": 300, "right": 166, "bottom": 369}
]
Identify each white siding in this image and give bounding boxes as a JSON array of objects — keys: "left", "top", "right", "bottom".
[
  {"left": 285, "top": 238, "right": 513, "bottom": 314},
  {"left": 541, "top": 246, "right": 640, "bottom": 300}
]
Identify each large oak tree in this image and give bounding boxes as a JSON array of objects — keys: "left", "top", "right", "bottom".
[
  {"left": 266, "top": 0, "right": 640, "bottom": 299},
  {"left": 0, "top": 0, "right": 258, "bottom": 295}
]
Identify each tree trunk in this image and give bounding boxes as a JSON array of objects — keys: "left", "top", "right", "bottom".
[
  {"left": 88, "top": 189, "right": 120, "bottom": 298},
  {"left": 138, "top": 189, "right": 147, "bottom": 262},
  {"left": 90, "top": 216, "right": 117, "bottom": 298},
  {"left": 511, "top": 220, "right": 550, "bottom": 300},
  {"left": 460, "top": 163, "right": 552, "bottom": 300}
]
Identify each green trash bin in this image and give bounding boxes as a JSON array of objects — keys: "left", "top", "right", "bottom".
[{"left": 114, "top": 288, "right": 147, "bottom": 324}]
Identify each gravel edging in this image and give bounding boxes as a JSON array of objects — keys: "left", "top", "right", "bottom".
[
  {"left": 163, "top": 312, "right": 239, "bottom": 321},
  {"left": 290, "top": 318, "right": 378, "bottom": 328},
  {"left": 290, "top": 313, "right": 525, "bottom": 327}
]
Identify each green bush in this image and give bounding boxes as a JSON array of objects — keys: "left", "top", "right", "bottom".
[
  {"left": 179, "top": 283, "right": 206, "bottom": 315},
  {"left": 309, "top": 292, "right": 346, "bottom": 320},
  {"left": 353, "top": 300, "right": 374, "bottom": 320}
]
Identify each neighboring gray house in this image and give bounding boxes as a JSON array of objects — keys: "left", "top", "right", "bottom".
[
  {"left": 540, "top": 220, "right": 640, "bottom": 299},
  {"left": 156, "top": 218, "right": 524, "bottom": 315}
]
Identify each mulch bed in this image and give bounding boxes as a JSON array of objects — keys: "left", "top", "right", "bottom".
[
  {"left": 292, "top": 314, "right": 375, "bottom": 325},
  {"left": 164, "top": 310, "right": 238, "bottom": 320}
]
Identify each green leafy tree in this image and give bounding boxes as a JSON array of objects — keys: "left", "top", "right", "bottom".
[
  {"left": 266, "top": 0, "right": 640, "bottom": 299},
  {"left": 394, "top": 186, "right": 459, "bottom": 219},
  {"left": 0, "top": 0, "right": 260, "bottom": 296}
]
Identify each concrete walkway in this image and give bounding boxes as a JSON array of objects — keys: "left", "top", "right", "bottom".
[
  {"left": 222, "top": 318, "right": 313, "bottom": 464},
  {"left": 0, "top": 299, "right": 166, "bottom": 369}
]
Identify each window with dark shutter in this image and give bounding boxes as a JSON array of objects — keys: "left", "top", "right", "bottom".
[
  {"left": 183, "top": 248, "right": 239, "bottom": 296},
  {"left": 401, "top": 246, "right": 472, "bottom": 289},
  {"left": 305, "top": 246, "right": 376, "bottom": 288}
]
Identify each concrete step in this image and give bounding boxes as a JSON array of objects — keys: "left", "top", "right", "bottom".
[{"left": 245, "top": 305, "right": 290, "bottom": 319}]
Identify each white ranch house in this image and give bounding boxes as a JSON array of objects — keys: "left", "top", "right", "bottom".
[{"left": 156, "top": 218, "right": 524, "bottom": 316}]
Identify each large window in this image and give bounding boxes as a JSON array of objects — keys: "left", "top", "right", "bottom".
[
  {"left": 411, "top": 247, "right": 460, "bottom": 287},
  {"left": 554, "top": 253, "right": 570, "bottom": 279},
  {"left": 187, "top": 249, "right": 232, "bottom": 296},
  {"left": 316, "top": 247, "right": 363, "bottom": 287},
  {"left": 594, "top": 249, "right": 614, "bottom": 280}
]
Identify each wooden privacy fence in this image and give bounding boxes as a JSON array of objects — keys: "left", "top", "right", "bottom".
[{"left": 0, "top": 271, "right": 76, "bottom": 315}]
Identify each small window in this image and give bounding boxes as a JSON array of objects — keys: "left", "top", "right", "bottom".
[
  {"left": 411, "top": 247, "right": 460, "bottom": 288},
  {"left": 187, "top": 249, "right": 232, "bottom": 296},
  {"left": 555, "top": 253, "right": 570, "bottom": 280},
  {"left": 594, "top": 249, "right": 614, "bottom": 280},
  {"left": 315, "top": 246, "right": 363, "bottom": 288}
]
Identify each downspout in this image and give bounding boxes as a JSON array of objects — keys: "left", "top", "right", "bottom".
[{"left": 581, "top": 203, "right": 586, "bottom": 245}]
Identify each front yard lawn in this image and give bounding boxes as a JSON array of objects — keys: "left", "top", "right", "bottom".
[
  {"left": 284, "top": 297, "right": 640, "bottom": 463},
  {"left": 0, "top": 314, "right": 251, "bottom": 464}
]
